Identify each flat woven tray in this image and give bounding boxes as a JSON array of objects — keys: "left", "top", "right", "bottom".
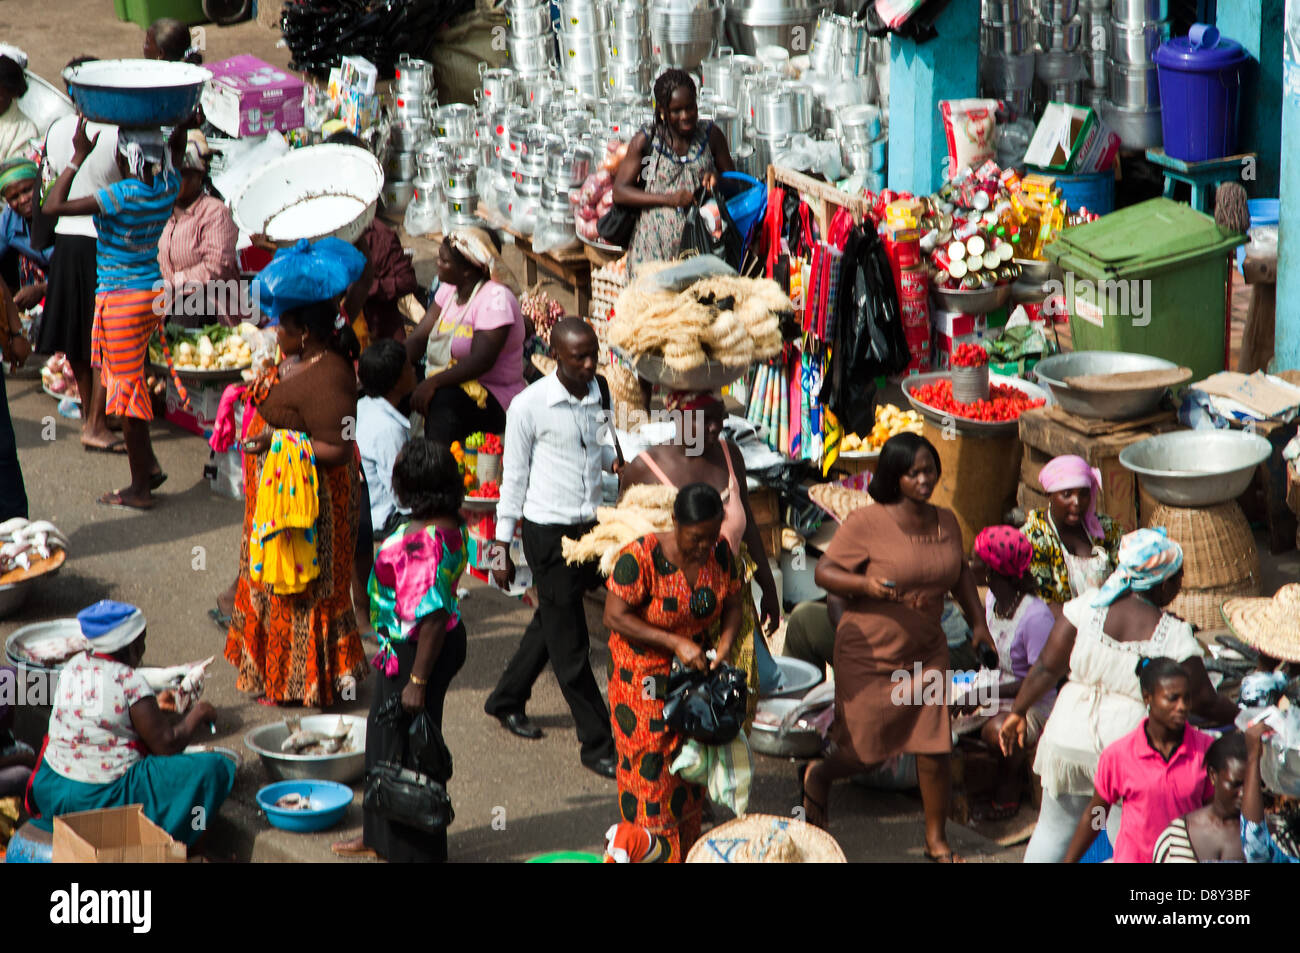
[{"left": 807, "top": 482, "right": 872, "bottom": 524}]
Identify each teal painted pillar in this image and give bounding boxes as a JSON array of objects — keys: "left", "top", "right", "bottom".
[
  {"left": 886, "top": 1, "right": 980, "bottom": 196},
  {"left": 1276, "top": 0, "right": 1299, "bottom": 372},
  {"left": 1215, "top": 0, "right": 1283, "bottom": 197}
]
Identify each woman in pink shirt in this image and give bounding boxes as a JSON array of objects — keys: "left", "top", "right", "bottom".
[
  {"left": 1065, "top": 657, "right": 1214, "bottom": 863},
  {"left": 405, "top": 227, "right": 524, "bottom": 447}
]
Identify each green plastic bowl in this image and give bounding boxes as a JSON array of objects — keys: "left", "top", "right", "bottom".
[{"left": 526, "top": 851, "right": 602, "bottom": 863}]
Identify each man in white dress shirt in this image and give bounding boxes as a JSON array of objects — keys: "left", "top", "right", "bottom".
[{"left": 484, "top": 319, "right": 617, "bottom": 778}]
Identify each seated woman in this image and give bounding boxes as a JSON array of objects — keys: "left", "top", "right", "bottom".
[
  {"left": 1021, "top": 454, "right": 1123, "bottom": 604},
  {"left": 158, "top": 131, "right": 240, "bottom": 326},
  {"left": 1241, "top": 720, "right": 1300, "bottom": 863},
  {"left": 1000, "top": 530, "right": 1240, "bottom": 863},
  {"left": 959, "top": 525, "right": 1057, "bottom": 822},
  {"left": 1064, "top": 658, "right": 1216, "bottom": 863},
  {"left": 602, "top": 482, "right": 744, "bottom": 862},
  {"left": 333, "top": 439, "right": 469, "bottom": 862},
  {"left": 1153, "top": 731, "right": 1247, "bottom": 863},
  {"left": 406, "top": 227, "right": 524, "bottom": 447},
  {"left": 0, "top": 158, "right": 50, "bottom": 311},
  {"left": 30, "top": 601, "right": 233, "bottom": 848}
]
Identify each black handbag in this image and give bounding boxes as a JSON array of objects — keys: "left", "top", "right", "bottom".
[
  {"left": 662, "top": 662, "right": 748, "bottom": 745},
  {"left": 362, "top": 694, "right": 454, "bottom": 835},
  {"left": 597, "top": 203, "right": 638, "bottom": 248},
  {"left": 680, "top": 186, "right": 743, "bottom": 271}
]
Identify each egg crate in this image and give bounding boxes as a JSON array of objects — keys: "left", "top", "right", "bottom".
[{"left": 589, "top": 261, "right": 628, "bottom": 325}]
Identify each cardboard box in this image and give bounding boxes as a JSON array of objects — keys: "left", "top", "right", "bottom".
[
  {"left": 54, "top": 805, "right": 185, "bottom": 863},
  {"left": 163, "top": 376, "right": 227, "bottom": 438},
  {"left": 202, "top": 55, "right": 306, "bottom": 138},
  {"left": 931, "top": 309, "right": 987, "bottom": 338},
  {"left": 1024, "top": 103, "right": 1120, "bottom": 174},
  {"left": 339, "top": 55, "right": 377, "bottom": 95}
]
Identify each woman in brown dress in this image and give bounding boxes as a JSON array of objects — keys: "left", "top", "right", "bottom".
[
  {"left": 224, "top": 239, "right": 369, "bottom": 707},
  {"left": 804, "top": 433, "right": 995, "bottom": 862}
]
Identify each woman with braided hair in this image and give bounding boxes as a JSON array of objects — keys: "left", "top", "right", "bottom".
[{"left": 613, "top": 69, "right": 734, "bottom": 277}]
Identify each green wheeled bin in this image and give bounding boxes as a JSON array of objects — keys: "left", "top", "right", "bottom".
[{"left": 1043, "top": 198, "right": 1246, "bottom": 380}]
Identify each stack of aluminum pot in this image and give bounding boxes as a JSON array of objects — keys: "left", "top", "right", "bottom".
[
  {"left": 1101, "top": 0, "right": 1168, "bottom": 149},
  {"left": 505, "top": 0, "right": 558, "bottom": 97},
  {"left": 699, "top": 47, "right": 760, "bottom": 171},
  {"left": 556, "top": 0, "right": 612, "bottom": 98},
  {"left": 1080, "top": 0, "right": 1110, "bottom": 108},
  {"left": 430, "top": 104, "right": 480, "bottom": 231},
  {"left": 607, "top": 0, "right": 654, "bottom": 96},
  {"left": 1033, "top": 0, "right": 1086, "bottom": 108},
  {"left": 979, "top": 0, "right": 1035, "bottom": 117},
  {"left": 385, "top": 55, "right": 437, "bottom": 212},
  {"left": 802, "top": 13, "right": 885, "bottom": 185},
  {"left": 650, "top": 0, "right": 724, "bottom": 72}
]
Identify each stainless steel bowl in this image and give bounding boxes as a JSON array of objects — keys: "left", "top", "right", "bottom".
[
  {"left": 1013, "top": 257, "right": 1060, "bottom": 282},
  {"left": 1034, "top": 0, "right": 1079, "bottom": 21},
  {"left": 749, "top": 697, "right": 826, "bottom": 759},
  {"left": 243, "top": 715, "right": 367, "bottom": 783},
  {"left": 1110, "top": 19, "right": 1168, "bottom": 64},
  {"left": 1036, "top": 16, "right": 1083, "bottom": 51},
  {"left": 1100, "top": 99, "right": 1162, "bottom": 149},
  {"left": 981, "top": 20, "right": 1034, "bottom": 54},
  {"left": 932, "top": 283, "right": 1013, "bottom": 314},
  {"left": 1110, "top": 0, "right": 1166, "bottom": 25},
  {"left": 1109, "top": 60, "right": 1161, "bottom": 108},
  {"left": 1033, "top": 350, "right": 1179, "bottom": 419},
  {"left": 1119, "top": 431, "right": 1273, "bottom": 507}
]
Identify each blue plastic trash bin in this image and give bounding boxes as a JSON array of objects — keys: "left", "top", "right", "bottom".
[{"left": 1153, "top": 24, "right": 1249, "bottom": 162}]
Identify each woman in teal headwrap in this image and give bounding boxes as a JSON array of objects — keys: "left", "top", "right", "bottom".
[
  {"left": 998, "top": 528, "right": 1239, "bottom": 862},
  {"left": 0, "top": 157, "right": 50, "bottom": 310}
]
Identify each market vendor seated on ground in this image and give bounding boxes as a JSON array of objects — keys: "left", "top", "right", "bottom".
[{"left": 29, "top": 600, "right": 234, "bottom": 849}]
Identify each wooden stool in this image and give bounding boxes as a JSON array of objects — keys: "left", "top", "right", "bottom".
[{"left": 1144, "top": 149, "right": 1257, "bottom": 215}]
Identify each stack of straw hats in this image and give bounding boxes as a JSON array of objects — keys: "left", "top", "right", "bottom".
[{"left": 1222, "top": 583, "right": 1300, "bottom": 664}]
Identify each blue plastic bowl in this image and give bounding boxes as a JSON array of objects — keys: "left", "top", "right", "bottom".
[
  {"left": 721, "top": 171, "right": 767, "bottom": 249},
  {"left": 63, "top": 59, "right": 210, "bottom": 128},
  {"left": 256, "top": 780, "right": 354, "bottom": 833},
  {"left": 1236, "top": 197, "right": 1279, "bottom": 271}
]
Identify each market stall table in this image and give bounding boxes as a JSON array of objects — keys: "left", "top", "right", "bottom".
[{"left": 476, "top": 204, "right": 592, "bottom": 317}]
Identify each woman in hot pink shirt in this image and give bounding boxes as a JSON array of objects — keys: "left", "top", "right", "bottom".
[{"left": 1065, "top": 657, "right": 1214, "bottom": 863}]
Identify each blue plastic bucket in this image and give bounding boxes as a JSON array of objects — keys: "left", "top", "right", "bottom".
[
  {"left": 1153, "top": 25, "right": 1249, "bottom": 162},
  {"left": 1047, "top": 168, "right": 1116, "bottom": 216},
  {"left": 720, "top": 171, "right": 766, "bottom": 251},
  {"left": 1236, "top": 197, "right": 1279, "bottom": 270}
]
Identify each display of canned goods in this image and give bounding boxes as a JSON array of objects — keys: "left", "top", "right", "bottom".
[
  {"left": 920, "top": 228, "right": 940, "bottom": 254},
  {"left": 982, "top": 251, "right": 1001, "bottom": 271},
  {"left": 947, "top": 240, "right": 967, "bottom": 261},
  {"left": 948, "top": 258, "right": 969, "bottom": 280},
  {"left": 960, "top": 274, "right": 983, "bottom": 291},
  {"left": 965, "top": 235, "right": 986, "bottom": 259},
  {"left": 997, "top": 242, "right": 1015, "bottom": 262}
]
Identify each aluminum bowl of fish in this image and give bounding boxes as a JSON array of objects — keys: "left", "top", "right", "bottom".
[{"left": 243, "top": 715, "right": 366, "bottom": 784}]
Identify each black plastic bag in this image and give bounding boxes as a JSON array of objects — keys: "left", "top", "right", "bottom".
[
  {"left": 375, "top": 693, "right": 453, "bottom": 784},
  {"left": 662, "top": 662, "right": 748, "bottom": 745},
  {"left": 826, "top": 224, "right": 909, "bottom": 437},
  {"left": 680, "top": 186, "right": 743, "bottom": 271},
  {"left": 597, "top": 203, "right": 638, "bottom": 248}
]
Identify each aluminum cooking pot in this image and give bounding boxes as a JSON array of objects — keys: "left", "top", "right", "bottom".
[
  {"left": 385, "top": 150, "right": 418, "bottom": 181},
  {"left": 1033, "top": 0, "right": 1078, "bottom": 22},
  {"left": 981, "top": 20, "right": 1033, "bottom": 54},
  {"left": 1109, "top": 60, "right": 1160, "bottom": 108},
  {"left": 752, "top": 83, "right": 811, "bottom": 136},
  {"left": 445, "top": 159, "right": 478, "bottom": 193},
  {"left": 508, "top": 33, "right": 556, "bottom": 74},
  {"left": 557, "top": 0, "right": 612, "bottom": 33},
  {"left": 506, "top": 2, "right": 553, "bottom": 36},
  {"left": 562, "top": 31, "right": 611, "bottom": 72},
  {"left": 395, "top": 55, "right": 433, "bottom": 92},
  {"left": 1036, "top": 16, "right": 1082, "bottom": 51},
  {"left": 1111, "top": 19, "right": 1168, "bottom": 65},
  {"left": 391, "top": 117, "right": 431, "bottom": 151},
  {"left": 432, "top": 103, "right": 476, "bottom": 143},
  {"left": 477, "top": 67, "right": 521, "bottom": 107},
  {"left": 980, "top": 0, "right": 1024, "bottom": 21},
  {"left": 1110, "top": 0, "right": 1166, "bottom": 26}
]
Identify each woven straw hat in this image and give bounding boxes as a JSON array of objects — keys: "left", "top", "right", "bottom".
[
  {"left": 1222, "top": 584, "right": 1300, "bottom": 663},
  {"left": 686, "top": 814, "right": 846, "bottom": 863}
]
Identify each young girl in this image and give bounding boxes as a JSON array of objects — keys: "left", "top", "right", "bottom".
[
  {"left": 333, "top": 438, "right": 468, "bottom": 862},
  {"left": 963, "top": 525, "right": 1057, "bottom": 821}
]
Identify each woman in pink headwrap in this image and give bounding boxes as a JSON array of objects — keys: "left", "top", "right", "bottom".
[
  {"left": 958, "top": 526, "right": 1057, "bottom": 821},
  {"left": 1021, "top": 454, "right": 1122, "bottom": 603}
]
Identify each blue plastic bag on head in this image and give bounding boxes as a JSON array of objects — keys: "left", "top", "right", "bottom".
[{"left": 254, "top": 237, "right": 366, "bottom": 323}]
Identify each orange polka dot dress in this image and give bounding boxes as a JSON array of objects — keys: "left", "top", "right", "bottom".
[{"left": 604, "top": 533, "right": 742, "bottom": 862}]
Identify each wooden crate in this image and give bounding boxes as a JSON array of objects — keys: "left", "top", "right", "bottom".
[{"left": 1018, "top": 407, "right": 1178, "bottom": 534}]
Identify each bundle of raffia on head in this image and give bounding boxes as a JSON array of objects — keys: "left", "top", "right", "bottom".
[
  {"left": 607, "top": 268, "right": 790, "bottom": 372},
  {"left": 562, "top": 485, "right": 678, "bottom": 575},
  {"left": 605, "top": 360, "right": 648, "bottom": 430}
]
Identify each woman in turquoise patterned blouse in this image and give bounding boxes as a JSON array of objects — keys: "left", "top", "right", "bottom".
[{"left": 333, "top": 438, "right": 468, "bottom": 862}]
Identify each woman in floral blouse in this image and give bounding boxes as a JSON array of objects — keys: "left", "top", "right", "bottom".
[{"left": 1021, "top": 454, "right": 1122, "bottom": 604}]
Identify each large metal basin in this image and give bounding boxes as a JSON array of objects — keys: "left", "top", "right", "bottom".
[
  {"left": 231, "top": 144, "right": 382, "bottom": 246},
  {"left": 63, "top": 59, "right": 210, "bottom": 128},
  {"left": 1034, "top": 350, "right": 1179, "bottom": 420},
  {"left": 243, "top": 715, "right": 367, "bottom": 784},
  {"left": 1119, "top": 430, "right": 1272, "bottom": 507},
  {"left": 903, "top": 372, "right": 1050, "bottom": 437}
]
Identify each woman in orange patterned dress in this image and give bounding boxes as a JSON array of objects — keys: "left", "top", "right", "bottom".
[
  {"left": 224, "top": 239, "right": 369, "bottom": 707},
  {"left": 602, "top": 483, "right": 744, "bottom": 861}
]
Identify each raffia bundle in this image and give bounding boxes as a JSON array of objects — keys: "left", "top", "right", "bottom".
[
  {"left": 607, "top": 268, "right": 789, "bottom": 372},
  {"left": 561, "top": 485, "right": 678, "bottom": 575}
]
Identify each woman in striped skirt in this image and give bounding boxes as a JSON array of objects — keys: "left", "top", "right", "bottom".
[{"left": 42, "top": 120, "right": 186, "bottom": 510}]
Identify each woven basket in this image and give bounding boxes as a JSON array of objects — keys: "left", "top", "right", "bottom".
[
  {"left": 590, "top": 261, "right": 629, "bottom": 324},
  {"left": 1170, "top": 578, "right": 1262, "bottom": 634},
  {"left": 1147, "top": 501, "right": 1261, "bottom": 590}
]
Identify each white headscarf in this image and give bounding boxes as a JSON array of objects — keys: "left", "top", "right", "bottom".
[
  {"left": 0, "top": 45, "right": 28, "bottom": 70},
  {"left": 445, "top": 225, "right": 519, "bottom": 296},
  {"left": 117, "top": 129, "right": 171, "bottom": 179}
]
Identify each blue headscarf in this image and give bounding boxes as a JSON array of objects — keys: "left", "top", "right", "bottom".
[
  {"left": 253, "top": 237, "right": 365, "bottom": 323},
  {"left": 1090, "top": 528, "right": 1184, "bottom": 607}
]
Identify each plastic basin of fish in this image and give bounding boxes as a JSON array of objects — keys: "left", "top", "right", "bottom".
[
  {"left": 63, "top": 60, "right": 211, "bottom": 128},
  {"left": 243, "top": 715, "right": 367, "bottom": 783},
  {"left": 256, "top": 780, "right": 353, "bottom": 833}
]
